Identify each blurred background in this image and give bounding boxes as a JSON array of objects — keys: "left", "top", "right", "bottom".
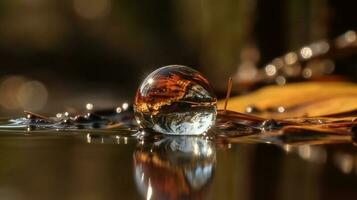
[{"left": 0, "top": 0, "right": 356, "bottom": 115}]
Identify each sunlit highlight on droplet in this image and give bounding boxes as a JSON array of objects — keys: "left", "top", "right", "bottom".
[{"left": 147, "top": 78, "right": 154, "bottom": 85}]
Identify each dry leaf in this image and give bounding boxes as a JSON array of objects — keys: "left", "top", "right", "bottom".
[{"left": 218, "top": 81, "right": 357, "bottom": 119}]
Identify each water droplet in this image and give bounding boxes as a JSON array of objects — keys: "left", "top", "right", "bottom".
[
  {"left": 56, "top": 113, "right": 62, "bottom": 118},
  {"left": 277, "top": 106, "right": 285, "bottom": 113},
  {"left": 134, "top": 65, "right": 217, "bottom": 135},
  {"left": 116, "top": 107, "right": 122, "bottom": 113},
  {"left": 86, "top": 103, "right": 93, "bottom": 110},
  {"left": 122, "top": 102, "right": 129, "bottom": 110},
  {"left": 245, "top": 105, "right": 260, "bottom": 114}
]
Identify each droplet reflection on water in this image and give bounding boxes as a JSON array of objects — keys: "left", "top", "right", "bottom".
[{"left": 134, "top": 136, "right": 215, "bottom": 199}]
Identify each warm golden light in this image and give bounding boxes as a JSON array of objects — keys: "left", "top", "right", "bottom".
[
  {"left": 0, "top": 76, "right": 26, "bottom": 110},
  {"left": 86, "top": 103, "right": 94, "bottom": 110},
  {"left": 334, "top": 153, "right": 354, "bottom": 174},
  {"left": 336, "top": 30, "right": 356, "bottom": 48},
  {"left": 284, "top": 52, "right": 298, "bottom": 65},
  {"left": 277, "top": 106, "right": 285, "bottom": 113},
  {"left": 235, "top": 61, "right": 257, "bottom": 82},
  {"left": 298, "top": 145, "right": 311, "bottom": 160},
  {"left": 344, "top": 30, "right": 356, "bottom": 43},
  {"left": 300, "top": 47, "right": 313, "bottom": 59},
  {"left": 122, "top": 102, "right": 129, "bottom": 110},
  {"left": 17, "top": 80, "right": 48, "bottom": 111},
  {"left": 310, "top": 40, "right": 330, "bottom": 55},
  {"left": 147, "top": 78, "right": 154, "bottom": 85},
  {"left": 265, "top": 64, "right": 277, "bottom": 76}
]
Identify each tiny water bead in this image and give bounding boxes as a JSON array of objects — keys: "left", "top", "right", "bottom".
[{"left": 134, "top": 65, "right": 217, "bottom": 135}]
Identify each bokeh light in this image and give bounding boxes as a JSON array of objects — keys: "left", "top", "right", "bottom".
[
  {"left": 16, "top": 80, "right": 48, "bottom": 111},
  {"left": 0, "top": 76, "right": 26, "bottom": 110}
]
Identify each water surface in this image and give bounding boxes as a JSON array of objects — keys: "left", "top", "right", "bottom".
[{"left": 0, "top": 129, "right": 355, "bottom": 200}]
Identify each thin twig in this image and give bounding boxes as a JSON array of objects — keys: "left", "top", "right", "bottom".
[
  {"left": 224, "top": 77, "right": 233, "bottom": 112},
  {"left": 24, "top": 110, "right": 49, "bottom": 120}
]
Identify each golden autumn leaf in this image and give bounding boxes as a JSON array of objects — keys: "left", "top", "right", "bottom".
[{"left": 218, "top": 81, "right": 357, "bottom": 119}]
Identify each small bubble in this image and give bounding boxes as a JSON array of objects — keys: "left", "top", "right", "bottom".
[
  {"left": 277, "top": 106, "right": 285, "bottom": 113},
  {"left": 122, "top": 102, "right": 129, "bottom": 110},
  {"left": 245, "top": 105, "right": 260, "bottom": 113},
  {"left": 116, "top": 107, "right": 122, "bottom": 113},
  {"left": 86, "top": 103, "right": 93, "bottom": 110}
]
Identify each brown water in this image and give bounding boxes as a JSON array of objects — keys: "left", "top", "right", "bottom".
[{"left": 0, "top": 128, "right": 355, "bottom": 200}]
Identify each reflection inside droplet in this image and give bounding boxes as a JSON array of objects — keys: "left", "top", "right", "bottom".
[{"left": 134, "top": 65, "right": 217, "bottom": 135}]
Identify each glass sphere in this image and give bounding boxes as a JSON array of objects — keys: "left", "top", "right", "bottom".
[{"left": 134, "top": 65, "right": 217, "bottom": 135}]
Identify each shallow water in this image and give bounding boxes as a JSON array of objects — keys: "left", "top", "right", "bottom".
[
  {"left": 0, "top": 128, "right": 355, "bottom": 200},
  {"left": 0, "top": 108, "right": 356, "bottom": 199}
]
